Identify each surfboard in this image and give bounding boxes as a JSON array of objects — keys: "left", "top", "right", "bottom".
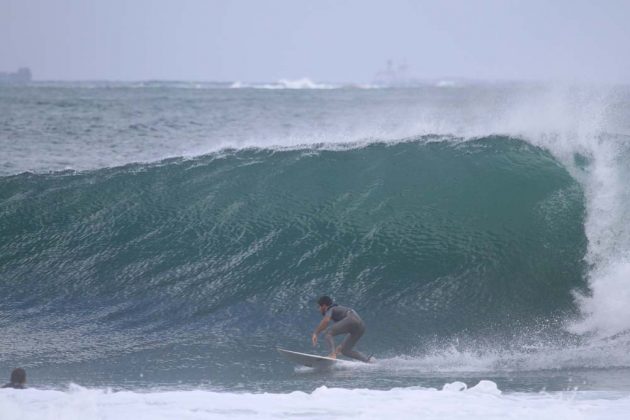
[{"left": 277, "top": 348, "right": 338, "bottom": 368}]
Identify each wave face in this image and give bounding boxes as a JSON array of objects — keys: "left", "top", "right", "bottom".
[{"left": 0, "top": 138, "right": 587, "bottom": 385}]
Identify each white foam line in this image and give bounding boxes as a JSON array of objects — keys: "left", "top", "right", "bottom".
[{"left": 1, "top": 382, "right": 628, "bottom": 419}]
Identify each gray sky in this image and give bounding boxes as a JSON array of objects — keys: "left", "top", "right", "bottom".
[{"left": 2, "top": 0, "right": 629, "bottom": 83}]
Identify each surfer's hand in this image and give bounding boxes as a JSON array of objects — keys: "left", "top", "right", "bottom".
[{"left": 311, "top": 333, "right": 318, "bottom": 346}]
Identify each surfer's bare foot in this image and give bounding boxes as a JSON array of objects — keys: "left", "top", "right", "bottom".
[{"left": 328, "top": 352, "right": 337, "bottom": 359}]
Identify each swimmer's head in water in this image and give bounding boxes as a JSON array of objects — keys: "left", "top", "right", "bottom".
[{"left": 10, "top": 368, "right": 26, "bottom": 385}]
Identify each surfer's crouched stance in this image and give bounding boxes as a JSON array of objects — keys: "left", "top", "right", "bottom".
[{"left": 311, "top": 295, "right": 371, "bottom": 363}]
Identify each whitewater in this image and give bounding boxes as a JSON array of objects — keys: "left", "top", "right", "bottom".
[{"left": 1, "top": 81, "right": 630, "bottom": 418}]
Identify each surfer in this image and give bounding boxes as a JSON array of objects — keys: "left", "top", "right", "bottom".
[
  {"left": 2, "top": 368, "right": 26, "bottom": 389},
  {"left": 311, "top": 296, "right": 371, "bottom": 362}
]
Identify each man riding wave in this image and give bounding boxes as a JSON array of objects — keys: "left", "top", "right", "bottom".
[{"left": 311, "top": 296, "right": 372, "bottom": 363}]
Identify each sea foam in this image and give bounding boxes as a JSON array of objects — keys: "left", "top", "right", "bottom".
[{"left": 0, "top": 382, "right": 628, "bottom": 420}]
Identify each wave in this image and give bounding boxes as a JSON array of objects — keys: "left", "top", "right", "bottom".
[
  {"left": 0, "top": 138, "right": 589, "bottom": 364},
  {"left": 2, "top": 84, "right": 630, "bottom": 381}
]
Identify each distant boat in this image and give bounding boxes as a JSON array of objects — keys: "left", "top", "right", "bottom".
[
  {"left": 373, "top": 59, "right": 411, "bottom": 87},
  {"left": 0, "top": 67, "right": 32, "bottom": 85}
]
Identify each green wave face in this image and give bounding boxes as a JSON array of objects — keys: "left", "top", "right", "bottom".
[{"left": 0, "top": 137, "right": 586, "bottom": 364}]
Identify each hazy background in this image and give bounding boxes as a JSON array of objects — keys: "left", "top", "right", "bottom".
[{"left": 1, "top": 0, "right": 629, "bottom": 83}]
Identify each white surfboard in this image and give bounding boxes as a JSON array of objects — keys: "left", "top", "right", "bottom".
[{"left": 277, "top": 348, "right": 339, "bottom": 368}]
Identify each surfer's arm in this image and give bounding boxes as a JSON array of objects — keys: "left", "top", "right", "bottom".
[
  {"left": 311, "top": 316, "right": 331, "bottom": 346},
  {"left": 314, "top": 316, "right": 331, "bottom": 335}
]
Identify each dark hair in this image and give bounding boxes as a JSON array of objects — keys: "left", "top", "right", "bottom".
[
  {"left": 10, "top": 368, "right": 26, "bottom": 384},
  {"left": 317, "top": 296, "right": 333, "bottom": 306}
]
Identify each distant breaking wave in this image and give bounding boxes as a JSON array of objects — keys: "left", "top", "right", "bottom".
[{"left": 231, "top": 78, "right": 338, "bottom": 89}]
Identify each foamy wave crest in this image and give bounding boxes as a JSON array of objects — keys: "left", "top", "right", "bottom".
[
  {"left": 1, "top": 382, "right": 628, "bottom": 420},
  {"left": 469, "top": 84, "right": 630, "bottom": 339},
  {"left": 565, "top": 137, "right": 630, "bottom": 338},
  {"left": 231, "top": 78, "right": 338, "bottom": 89},
  {"left": 436, "top": 80, "right": 459, "bottom": 88}
]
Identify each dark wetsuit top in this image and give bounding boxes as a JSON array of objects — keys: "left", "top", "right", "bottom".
[{"left": 324, "top": 304, "right": 361, "bottom": 322}]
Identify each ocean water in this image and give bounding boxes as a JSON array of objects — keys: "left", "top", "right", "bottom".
[{"left": 1, "top": 82, "right": 630, "bottom": 418}]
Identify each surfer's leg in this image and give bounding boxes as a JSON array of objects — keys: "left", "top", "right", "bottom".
[
  {"left": 339, "top": 321, "right": 369, "bottom": 362},
  {"left": 324, "top": 331, "right": 336, "bottom": 355},
  {"left": 325, "top": 317, "right": 354, "bottom": 354}
]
